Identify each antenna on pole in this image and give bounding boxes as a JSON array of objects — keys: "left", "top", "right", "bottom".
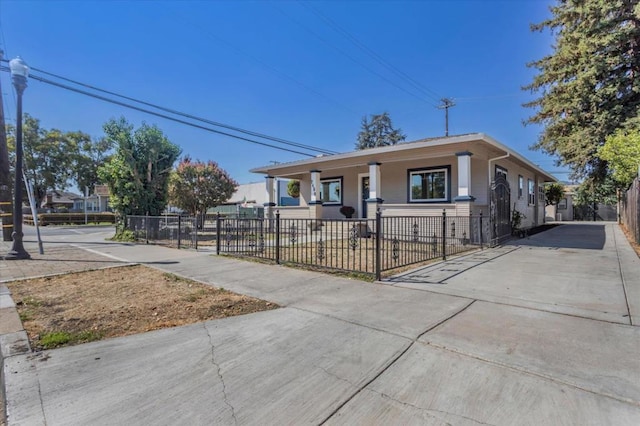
[{"left": 437, "top": 98, "right": 455, "bottom": 136}]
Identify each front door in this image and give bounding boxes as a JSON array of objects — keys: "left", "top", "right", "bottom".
[{"left": 361, "top": 176, "right": 370, "bottom": 218}]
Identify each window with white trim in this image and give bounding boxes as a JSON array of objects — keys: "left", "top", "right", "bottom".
[
  {"left": 528, "top": 179, "right": 535, "bottom": 205},
  {"left": 518, "top": 175, "right": 524, "bottom": 198},
  {"left": 320, "top": 177, "right": 342, "bottom": 205},
  {"left": 409, "top": 167, "right": 449, "bottom": 202}
]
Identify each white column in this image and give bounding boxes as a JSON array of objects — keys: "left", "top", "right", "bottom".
[
  {"left": 264, "top": 176, "right": 276, "bottom": 219},
  {"left": 264, "top": 176, "right": 275, "bottom": 206},
  {"left": 368, "top": 162, "right": 382, "bottom": 201},
  {"left": 309, "top": 170, "right": 321, "bottom": 205},
  {"left": 455, "top": 151, "right": 474, "bottom": 201}
]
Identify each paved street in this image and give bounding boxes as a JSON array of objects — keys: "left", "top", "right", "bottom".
[{"left": 1, "top": 222, "right": 639, "bottom": 425}]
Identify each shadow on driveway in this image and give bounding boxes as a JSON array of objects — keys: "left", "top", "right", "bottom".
[{"left": 506, "top": 224, "right": 607, "bottom": 250}]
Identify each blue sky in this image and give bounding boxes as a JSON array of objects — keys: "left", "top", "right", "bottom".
[{"left": 0, "top": 0, "right": 567, "bottom": 189}]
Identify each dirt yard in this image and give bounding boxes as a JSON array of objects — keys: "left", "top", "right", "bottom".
[{"left": 7, "top": 264, "right": 278, "bottom": 351}]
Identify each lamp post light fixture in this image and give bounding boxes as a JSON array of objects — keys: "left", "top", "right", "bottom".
[{"left": 4, "top": 56, "right": 30, "bottom": 260}]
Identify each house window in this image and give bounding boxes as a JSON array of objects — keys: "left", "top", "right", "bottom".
[
  {"left": 518, "top": 175, "right": 524, "bottom": 198},
  {"left": 408, "top": 166, "right": 449, "bottom": 202},
  {"left": 320, "top": 177, "right": 342, "bottom": 205},
  {"left": 528, "top": 179, "right": 535, "bottom": 205},
  {"left": 495, "top": 165, "right": 508, "bottom": 178},
  {"left": 538, "top": 185, "right": 544, "bottom": 203},
  {"left": 558, "top": 198, "right": 567, "bottom": 210}
]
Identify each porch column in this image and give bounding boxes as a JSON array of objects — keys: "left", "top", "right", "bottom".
[
  {"left": 264, "top": 176, "right": 276, "bottom": 220},
  {"left": 309, "top": 169, "right": 323, "bottom": 219},
  {"left": 366, "top": 162, "right": 383, "bottom": 219},
  {"left": 454, "top": 151, "right": 475, "bottom": 202}
]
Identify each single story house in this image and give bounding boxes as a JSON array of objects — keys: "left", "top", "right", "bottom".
[
  {"left": 42, "top": 191, "right": 81, "bottom": 211},
  {"left": 72, "top": 184, "right": 111, "bottom": 213},
  {"left": 250, "top": 133, "right": 557, "bottom": 230},
  {"left": 208, "top": 180, "right": 299, "bottom": 217},
  {"left": 545, "top": 184, "right": 576, "bottom": 222}
]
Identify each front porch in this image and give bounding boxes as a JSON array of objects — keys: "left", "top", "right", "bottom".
[{"left": 263, "top": 150, "right": 483, "bottom": 220}]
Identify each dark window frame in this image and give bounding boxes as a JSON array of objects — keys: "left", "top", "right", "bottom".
[
  {"left": 319, "top": 176, "right": 343, "bottom": 206},
  {"left": 407, "top": 165, "right": 452, "bottom": 203}
]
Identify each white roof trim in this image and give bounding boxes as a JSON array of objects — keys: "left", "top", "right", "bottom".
[{"left": 251, "top": 133, "right": 556, "bottom": 182}]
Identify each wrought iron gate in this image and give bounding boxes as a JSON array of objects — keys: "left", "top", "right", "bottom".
[{"left": 490, "top": 175, "right": 511, "bottom": 245}]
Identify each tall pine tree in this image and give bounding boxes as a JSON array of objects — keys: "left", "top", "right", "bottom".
[
  {"left": 355, "top": 112, "right": 406, "bottom": 150},
  {"left": 524, "top": 0, "right": 640, "bottom": 183}
]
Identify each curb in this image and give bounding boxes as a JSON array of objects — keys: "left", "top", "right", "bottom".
[{"left": 0, "top": 285, "right": 35, "bottom": 426}]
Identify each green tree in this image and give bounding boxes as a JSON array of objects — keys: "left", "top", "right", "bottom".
[
  {"left": 287, "top": 180, "right": 300, "bottom": 198},
  {"left": 598, "top": 125, "right": 640, "bottom": 189},
  {"left": 524, "top": 0, "right": 640, "bottom": 183},
  {"left": 98, "top": 118, "right": 181, "bottom": 216},
  {"left": 573, "top": 176, "right": 618, "bottom": 207},
  {"left": 355, "top": 112, "right": 406, "bottom": 150},
  {"left": 168, "top": 156, "right": 238, "bottom": 216},
  {"left": 72, "top": 133, "right": 114, "bottom": 194},
  {"left": 7, "top": 114, "right": 79, "bottom": 207},
  {"left": 544, "top": 182, "right": 565, "bottom": 206}
]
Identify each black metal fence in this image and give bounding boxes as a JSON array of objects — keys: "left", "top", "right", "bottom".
[
  {"left": 126, "top": 215, "right": 197, "bottom": 249},
  {"left": 214, "top": 211, "right": 490, "bottom": 280},
  {"left": 125, "top": 211, "right": 491, "bottom": 279},
  {"left": 573, "top": 203, "right": 618, "bottom": 221}
]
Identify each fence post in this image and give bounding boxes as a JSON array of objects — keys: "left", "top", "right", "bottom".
[
  {"left": 375, "top": 209, "right": 382, "bottom": 281},
  {"left": 479, "top": 211, "right": 483, "bottom": 249},
  {"left": 177, "top": 215, "right": 182, "bottom": 249},
  {"left": 275, "top": 210, "right": 281, "bottom": 264},
  {"left": 194, "top": 216, "right": 198, "bottom": 250},
  {"left": 145, "top": 214, "right": 149, "bottom": 244},
  {"left": 216, "top": 213, "right": 221, "bottom": 255},
  {"left": 442, "top": 209, "right": 447, "bottom": 261}
]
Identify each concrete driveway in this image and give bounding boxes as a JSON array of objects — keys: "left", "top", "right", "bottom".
[{"left": 2, "top": 222, "right": 639, "bottom": 425}]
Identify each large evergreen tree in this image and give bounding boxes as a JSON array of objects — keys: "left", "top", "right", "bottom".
[
  {"left": 524, "top": 0, "right": 640, "bottom": 183},
  {"left": 355, "top": 112, "right": 406, "bottom": 150}
]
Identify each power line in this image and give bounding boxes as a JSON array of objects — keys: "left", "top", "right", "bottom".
[
  {"left": 0, "top": 65, "right": 319, "bottom": 157},
  {"left": 174, "top": 10, "right": 359, "bottom": 116},
  {"left": 275, "top": 4, "right": 438, "bottom": 107},
  {"left": 0, "top": 58, "right": 337, "bottom": 156},
  {"left": 301, "top": 2, "right": 443, "bottom": 103}
]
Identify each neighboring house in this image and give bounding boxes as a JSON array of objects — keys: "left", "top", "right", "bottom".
[
  {"left": 544, "top": 184, "right": 618, "bottom": 222},
  {"left": 71, "top": 185, "right": 111, "bottom": 213},
  {"left": 545, "top": 184, "right": 576, "bottom": 222},
  {"left": 42, "top": 191, "right": 81, "bottom": 211},
  {"left": 208, "top": 180, "right": 298, "bottom": 217},
  {"left": 250, "top": 133, "right": 556, "bottom": 230}
]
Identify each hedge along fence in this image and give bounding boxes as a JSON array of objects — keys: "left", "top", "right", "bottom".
[{"left": 23, "top": 213, "right": 116, "bottom": 226}]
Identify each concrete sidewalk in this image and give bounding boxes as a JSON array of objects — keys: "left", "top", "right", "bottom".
[{"left": 1, "top": 222, "right": 639, "bottom": 425}]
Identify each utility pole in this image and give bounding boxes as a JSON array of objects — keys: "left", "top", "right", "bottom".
[
  {"left": 0, "top": 49, "right": 14, "bottom": 241},
  {"left": 437, "top": 98, "right": 455, "bottom": 137}
]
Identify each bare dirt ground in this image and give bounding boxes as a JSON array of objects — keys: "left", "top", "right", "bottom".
[{"left": 7, "top": 264, "right": 278, "bottom": 351}]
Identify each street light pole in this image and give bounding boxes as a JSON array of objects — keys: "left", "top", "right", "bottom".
[{"left": 4, "top": 56, "right": 30, "bottom": 260}]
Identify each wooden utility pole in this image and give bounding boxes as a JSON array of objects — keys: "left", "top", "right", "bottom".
[
  {"left": 438, "top": 98, "right": 455, "bottom": 137},
  {"left": 0, "top": 49, "right": 14, "bottom": 241}
]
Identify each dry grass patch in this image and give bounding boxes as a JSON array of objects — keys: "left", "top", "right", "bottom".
[{"left": 8, "top": 264, "right": 277, "bottom": 351}]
